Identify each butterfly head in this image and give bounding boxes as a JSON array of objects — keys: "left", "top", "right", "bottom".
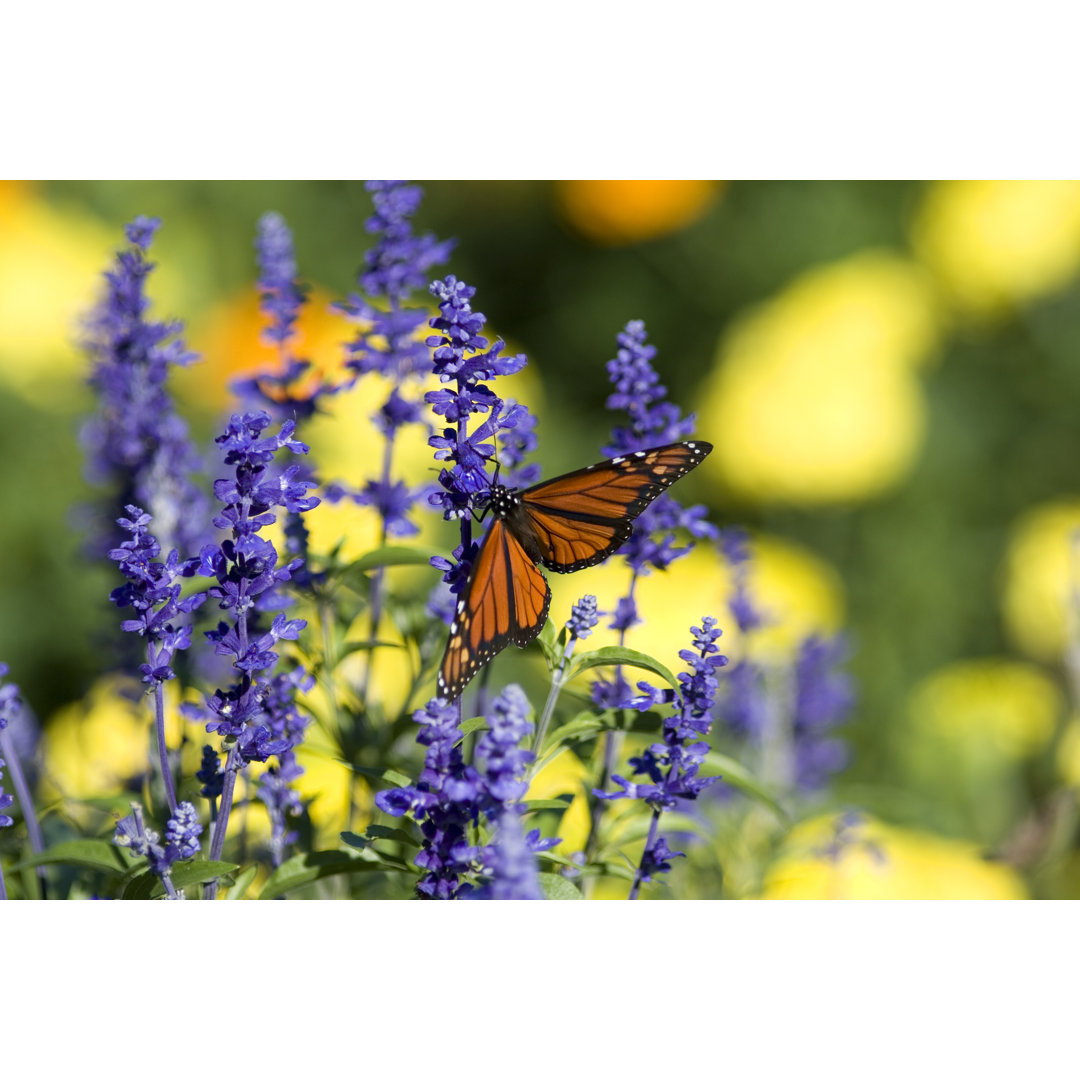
[{"left": 484, "top": 483, "right": 520, "bottom": 521}]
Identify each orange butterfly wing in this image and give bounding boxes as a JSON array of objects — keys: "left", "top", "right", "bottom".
[
  {"left": 436, "top": 440, "right": 711, "bottom": 699},
  {"left": 437, "top": 519, "right": 551, "bottom": 700},
  {"left": 520, "top": 440, "right": 712, "bottom": 572}
]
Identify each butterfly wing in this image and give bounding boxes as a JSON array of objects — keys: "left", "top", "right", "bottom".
[
  {"left": 519, "top": 440, "right": 712, "bottom": 572},
  {"left": 437, "top": 518, "right": 552, "bottom": 700}
]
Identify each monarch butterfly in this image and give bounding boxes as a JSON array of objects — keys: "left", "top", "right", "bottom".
[{"left": 437, "top": 440, "right": 712, "bottom": 700}]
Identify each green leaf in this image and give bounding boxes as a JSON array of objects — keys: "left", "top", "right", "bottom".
[
  {"left": 121, "top": 870, "right": 157, "bottom": 900},
  {"left": 703, "top": 751, "right": 789, "bottom": 822},
  {"left": 337, "top": 639, "right": 405, "bottom": 659},
  {"left": 349, "top": 764, "right": 414, "bottom": 788},
  {"left": 599, "top": 811, "right": 704, "bottom": 852},
  {"left": 536, "top": 849, "right": 585, "bottom": 871},
  {"left": 567, "top": 646, "right": 679, "bottom": 691},
  {"left": 226, "top": 865, "right": 259, "bottom": 900},
  {"left": 13, "top": 839, "right": 135, "bottom": 875},
  {"left": 121, "top": 860, "right": 239, "bottom": 900},
  {"left": 258, "top": 850, "right": 398, "bottom": 900},
  {"left": 522, "top": 797, "right": 574, "bottom": 813},
  {"left": 539, "top": 709, "right": 611, "bottom": 756},
  {"left": 459, "top": 715, "right": 488, "bottom": 739},
  {"left": 174, "top": 860, "right": 239, "bottom": 890},
  {"left": 349, "top": 545, "right": 443, "bottom": 574},
  {"left": 592, "top": 859, "right": 636, "bottom": 882},
  {"left": 536, "top": 708, "right": 664, "bottom": 765},
  {"left": 538, "top": 873, "right": 583, "bottom": 900},
  {"left": 341, "top": 825, "right": 419, "bottom": 850},
  {"left": 536, "top": 618, "right": 561, "bottom": 668}
]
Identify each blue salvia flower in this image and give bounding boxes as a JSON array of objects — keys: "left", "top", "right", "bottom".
[
  {"left": 197, "top": 745, "right": 224, "bottom": 800},
  {"left": 590, "top": 320, "right": 717, "bottom": 710},
  {"left": 0, "top": 665, "right": 45, "bottom": 899},
  {"left": 566, "top": 594, "right": 600, "bottom": 642},
  {"left": 496, "top": 398, "right": 541, "bottom": 490},
  {"left": 0, "top": 669, "right": 15, "bottom": 839},
  {"left": 378, "top": 685, "right": 558, "bottom": 899},
  {"left": 182, "top": 411, "right": 319, "bottom": 891},
  {"left": 108, "top": 505, "right": 206, "bottom": 814},
  {"left": 375, "top": 697, "right": 486, "bottom": 899},
  {"left": 425, "top": 276, "right": 534, "bottom": 623},
  {"left": 82, "top": 217, "right": 209, "bottom": 559},
  {"left": 231, "top": 212, "right": 329, "bottom": 585},
  {"left": 596, "top": 617, "right": 725, "bottom": 898},
  {"left": 331, "top": 181, "right": 454, "bottom": 543},
  {"left": 0, "top": 756, "right": 12, "bottom": 832},
  {"left": 114, "top": 800, "right": 203, "bottom": 900},
  {"left": 792, "top": 635, "right": 854, "bottom": 792},
  {"left": 257, "top": 753, "right": 305, "bottom": 869},
  {"left": 340, "top": 181, "right": 455, "bottom": 378},
  {"left": 255, "top": 666, "right": 314, "bottom": 867},
  {"left": 602, "top": 320, "right": 716, "bottom": 572},
  {"left": 108, "top": 507, "right": 205, "bottom": 686},
  {"left": 484, "top": 811, "right": 544, "bottom": 900},
  {"left": 475, "top": 684, "right": 536, "bottom": 810},
  {"left": 0, "top": 671, "right": 21, "bottom": 857},
  {"left": 474, "top": 685, "right": 560, "bottom": 899},
  {"left": 717, "top": 528, "right": 769, "bottom": 741},
  {"left": 814, "top": 809, "right": 886, "bottom": 865},
  {"left": 255, "top": 210, "right": 308, "bottom": 348},
  {"left": 716, "top": 534, "right": 854, "bottom": 795},
  {"left": 233, "top": 211, "right": 320, "bottom": 421},
  {"left": 720, "top": 527, "right": 765, "bottom": 634}
]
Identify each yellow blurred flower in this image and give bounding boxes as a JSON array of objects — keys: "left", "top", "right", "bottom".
[
  {"left": 548, "top": 532, "right": 844, "bottom": 681},
  {"left": 183, "top": 286, "right": 348, "bottom": 411},
  {"left": 1000, "top": 498, "right": 1080, "bottom": 663},
  {"left": 0, "top": 184, "right": 115, "bottom": 408},
  {"left": 762, "top": 813, "right": 1027, "bottom": 899},
  {"left": 913, "top": 180, "right": 1080, "bottom": 318},
  {"left": 294, "top": 727, "right": 372, "bottom": 849},
  {"left": 699, "top": 251, "right": 938, "bottom": 503},
  {"left": 1055, "top": 716, "right": 1080, "bottom": 787},
  {"left": 41, "top": 675, "right": 181, "bottom": 803},
  {"left": 556, "top": 180, "right": 722, "bottom": 245},
  {"left": 907, "top": 658, "right": 1061, "bottom": 758},
  {"left": 527, "top": 748, "right": 591, "bottom": 853}
]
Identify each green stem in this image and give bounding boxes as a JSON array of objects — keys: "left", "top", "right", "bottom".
[{"left": 530, "top": 637, "right": 579, "bottom": 769}]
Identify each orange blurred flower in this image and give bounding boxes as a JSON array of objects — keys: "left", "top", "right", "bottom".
[
  {"left": 181, "top": 285, "right": 349, "bottom": 410},
  {"left": 556, "top": 180, "right": 722, "bottom": 245}
]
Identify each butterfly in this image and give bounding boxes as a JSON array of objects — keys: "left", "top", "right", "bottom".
[{"left": 437, "top": 440, "right": 713, "bottom": 700}]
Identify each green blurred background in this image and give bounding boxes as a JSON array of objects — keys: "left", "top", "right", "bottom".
[{"left": 5, "top": 179, "right": 1080, "bottom": 897}]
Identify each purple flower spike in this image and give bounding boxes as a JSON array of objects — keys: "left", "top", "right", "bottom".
[
  {"left": 423, "top": 275, "right": 538, "bottom": 622},
  {"left": 716, "top": 534, "right": 855, "bottom": 796},
  {"left": 375, "top": 696, "right": 485, "bottom": 900},
  {"left": 792, "top": 635, "right": 855, "bottom": 792},
  {"left": 378, "top": 683, "right": 558, "bottom": 899},
  {"left": 184, "top": 411, "right": 318, "bottom": 895},
  {"left": 82, "top": 217, "right": 209, "bottom": 560},
  {"left": 114, "top": 800, "right": 202, "bottom": 899},
  {"left": 601, "top": 322, "right": 718, "bottom": 578},
  {"left": 108, "top": 506, "right": 206, "bottom": 687},
  {"left": 594, "top": 617, "right": 725, "bottom": 897},
  {"left": 255, "top": 211, "right": 308, "bottom": 348},
  {"left": 484, "top": 811, "right": 544, "bottom": 900},
  {"left": 329, "top": 182, "right": 454, "bottom": 545},
  {"left": 567, "top": 595, "right": 600, "bottom": 641}
]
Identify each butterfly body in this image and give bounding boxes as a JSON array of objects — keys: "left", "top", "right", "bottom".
[{"left": 437, "top": 440, "right": 712, "bottom": 700}]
